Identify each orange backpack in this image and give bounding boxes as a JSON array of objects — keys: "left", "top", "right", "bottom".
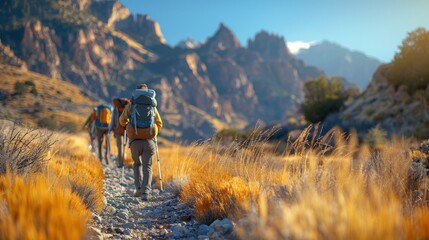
[
  {"left": 112, "top": 98, "right": 130, "bottom": 134},
  {"left": 95, "top": 104, "right": 113, "bottom": 130}
]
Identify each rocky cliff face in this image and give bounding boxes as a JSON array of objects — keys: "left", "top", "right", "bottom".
[
  {"left": 0, "top": 0, "right": 155, "bottom": 99},
  {"left": 0, "top": 40, "right": 27, "bottom": 70},
  {"left": 21, "top": 20, "right": 61, "bottom": 80},
  {"left": 193, "top": 24, "right": 324, "bottom": 125}
]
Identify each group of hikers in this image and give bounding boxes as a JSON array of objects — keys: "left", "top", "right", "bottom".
[{"left": 83, "top": 84, "right": 162, "bottom": 201}]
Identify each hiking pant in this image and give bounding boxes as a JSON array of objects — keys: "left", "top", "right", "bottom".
[
  {"left": 114, "top": 133, "right": 124, "bottom": 167},
  {"left": 130, "top": 139, "right": 155, "bottom": 195},
  {"left": 97, "top": 128, "right": 110, "bottom": 164}
]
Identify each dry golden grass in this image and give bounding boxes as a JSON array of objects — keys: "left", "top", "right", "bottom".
[
  {"left": 48, "top": 133, "right": 105, "bottom": 213},
  {"left": 159, "top": 126, "right": 429, "bottom": 238},
  {"left": 0, "top": 173, "right": 90, "bottom": 240},
  {"left": 0, "top": 124, "right": 105, "bottom": 239}
]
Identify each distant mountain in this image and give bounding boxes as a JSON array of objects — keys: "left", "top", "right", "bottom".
[
  {"left": 297, "top": 41, "right": 382, "bottom": 88},
  {"left": 0, "top": 0, "right": 326, "bottom": 140}
]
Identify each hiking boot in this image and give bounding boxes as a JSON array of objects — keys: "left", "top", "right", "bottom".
[
  {"left": 133, "top": 191, "right": 142, "bottom": 197},
  {"left": 141, "top": 194, "right": 150, "bottom": 201}
]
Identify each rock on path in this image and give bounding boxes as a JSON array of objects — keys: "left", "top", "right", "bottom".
[{"left": 88, "top": 162, "right": 236, "bottom": 240}]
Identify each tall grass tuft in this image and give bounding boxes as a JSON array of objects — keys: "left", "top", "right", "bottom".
[{"left": 48, "top": 134, "right": 105, "bottom": 213}]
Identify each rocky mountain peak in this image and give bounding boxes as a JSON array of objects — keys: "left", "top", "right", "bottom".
[
  {"left": 202, "top": 23, "right": 241, "bottom": 51},
  {"left": 115, "top": 14, "right": 166, "bottom": 47},
  {"left": 248, "top": 30, "right": 292, "bottom": 60},
  {"left": 135, "top": 14, "right": 166, "bottom": 44},
  {"left": 107, "top": 0, "right": 132, "bottom": 27},
  {"left": 88, "top": 0, "right": 132, "bottom": 28}
]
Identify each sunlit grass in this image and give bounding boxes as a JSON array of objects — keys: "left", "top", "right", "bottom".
[
  {"left": 0, "top": 173, "right": 90, "bottom": 240},
  {"left": 158, "top": 126, "right": 429, "bottom": 238}
]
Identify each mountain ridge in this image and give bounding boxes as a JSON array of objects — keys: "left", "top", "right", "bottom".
[
  {"left": 0, "top": 0, "right": 380, "bottom": 140},
  {"left": 297, "top": 40, "right": 382, "bottom": 88}
]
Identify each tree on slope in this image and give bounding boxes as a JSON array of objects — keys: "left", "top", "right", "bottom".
[
  {"left": 388, "top": 27, "right": 429, "bottom": 93},
  {"left": 301, "top": 76, "right": 347, "bottom": 123}
]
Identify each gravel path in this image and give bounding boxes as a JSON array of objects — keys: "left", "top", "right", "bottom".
[{"left": 88, "top": 162, "right": 236, "bottom": 240}]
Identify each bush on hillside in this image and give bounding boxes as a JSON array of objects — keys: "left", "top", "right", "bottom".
[
  {"left": 387, "top": 28, "right": 429, "bottom": 94},
  {"left": 13, "top": 80, "right": 38, "bottom": 96},
  {"left": 301, "top": 76, "right": 347, "bottom": 123},
  {"left": 213, "top": 128, "right": 251, "bottom": 143}
]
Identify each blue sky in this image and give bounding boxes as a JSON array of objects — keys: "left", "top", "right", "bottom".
[{"left": 121, "top": 0, "right": 429, "bottom": 62}]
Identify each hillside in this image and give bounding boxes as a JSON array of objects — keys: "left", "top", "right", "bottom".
[
  {"left": 339, "top": 64, "right": 429, "bottom": 138},
  {"left": 0, "top": 64, "right": 98, "bottom": 131},
  {"left": 297, "top": 41, "right": 382, "bottom": 89}
]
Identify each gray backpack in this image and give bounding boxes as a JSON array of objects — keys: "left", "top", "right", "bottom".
[{"left": 130, "top": 89, "right": 157, "bottom": 134}]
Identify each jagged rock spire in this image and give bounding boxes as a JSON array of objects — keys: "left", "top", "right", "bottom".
[{"left": 201, "top": 23, "right": 241, "bottom": 51}]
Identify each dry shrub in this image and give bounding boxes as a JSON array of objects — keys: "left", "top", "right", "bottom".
[
  {"left": 183, "top": 176, "right": 261, "bottom": 224},
  {"left": 0, "top": 173, "right": 90, "bottom": 240},
  {"left": 0, "top": 122, "right": 55, "bottom": 174}
]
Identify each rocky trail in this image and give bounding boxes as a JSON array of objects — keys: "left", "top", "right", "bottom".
[{"left": 88, "top": 159, "right": 236, "bottom": 240}]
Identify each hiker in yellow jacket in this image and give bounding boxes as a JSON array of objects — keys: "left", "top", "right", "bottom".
[
  {"left": 83, "top": 108, "right": 97, "bottom": 153},
  {"left": 119, "top": 84, "right": 162, "bottom": 201}
]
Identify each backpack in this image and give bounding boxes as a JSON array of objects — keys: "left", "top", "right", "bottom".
[
  {"left": 95, "top": 104, "right": 113, "bottom": 130},
  {"left": 112, "top": 98, "right": 130, "bottom": 134},
  {"left": 129, "top": 89, "right": 157, "bottom": 137}
]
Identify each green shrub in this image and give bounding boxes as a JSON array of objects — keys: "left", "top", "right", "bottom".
[
  {"left": 301, "top": 76, "right": 347, "bottom": 123},
  {"left": 13, "top": 81, "right": 26, "bottom": 96},
  {"left": 13, "top": 80, "right": 38, "bottom": 96},
  {"left": 387, "top": 28, "right": 429, "bottom": 94},
  {"left": 38, "top": 116, "right": 59, "bottom": 130}
]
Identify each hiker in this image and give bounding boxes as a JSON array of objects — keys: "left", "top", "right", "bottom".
[
  {"left": 83, "top": 107, "right": 97, "bottom": 152},
  {"left": 120, "top": 84, "right": 163, "bottom": 201},
  {"left": 94, "top": 103, "right": 114, "bottom": 164},
  {"left": 112, "top": 97, "right": 131, "bottom": 168}
]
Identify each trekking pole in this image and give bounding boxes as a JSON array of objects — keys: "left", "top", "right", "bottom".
[
  {"left": 123, "top": 130, "right": 127, "bottom": 165},
  {"left": 154, "top": 138, "right": 163, "bottom": 191},
  {"left": 120, "top": 130, "right": 127, "bottom": 192}
]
